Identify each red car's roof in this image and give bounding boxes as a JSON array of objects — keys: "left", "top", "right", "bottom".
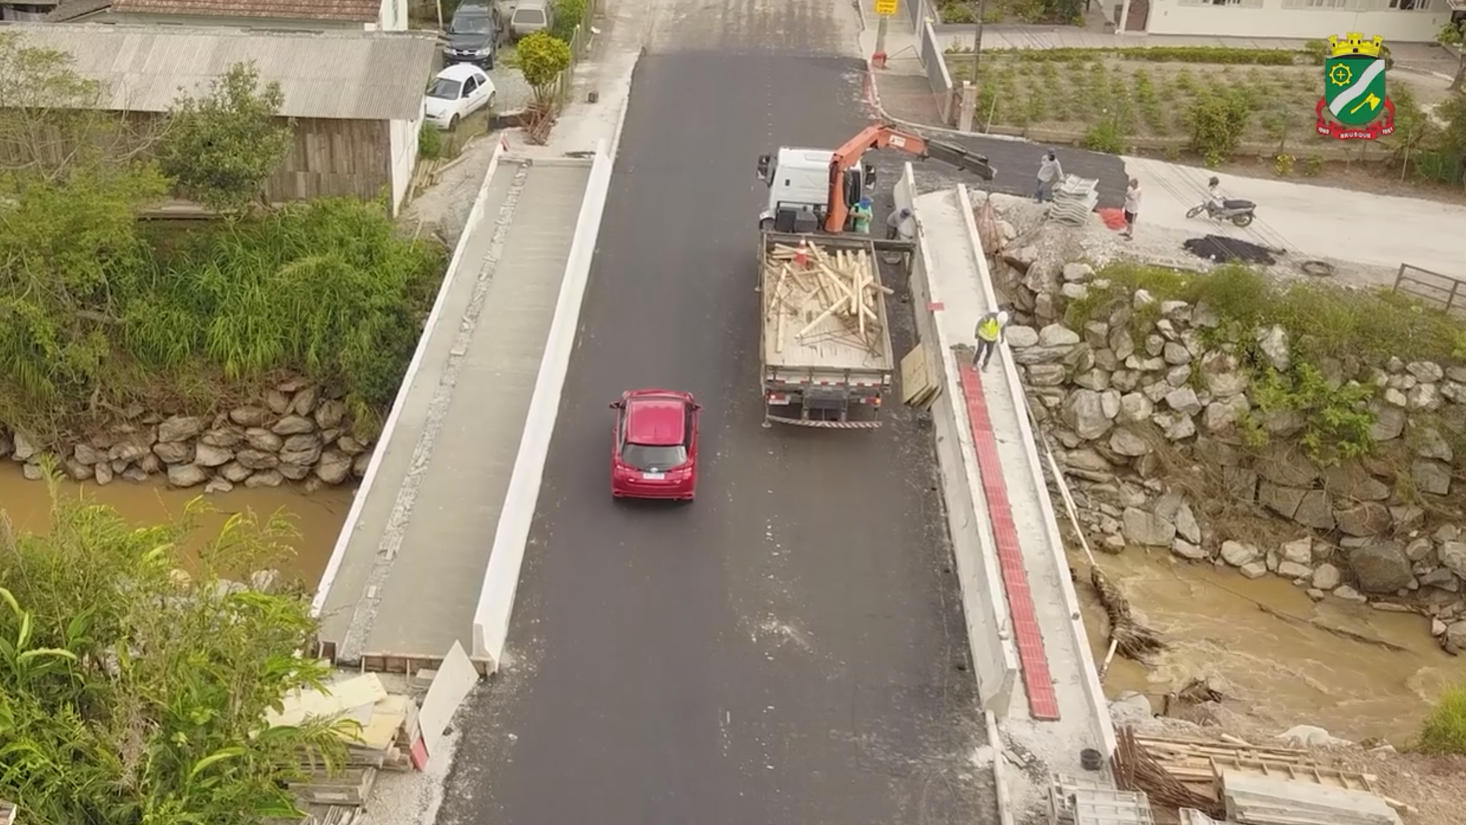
[{"left": 624, "top": 395, "right": 687, "bottom": 446}]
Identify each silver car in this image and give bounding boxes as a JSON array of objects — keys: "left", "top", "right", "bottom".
[{"left": 508, "top": 0, "right": 554, "bottom": 40}]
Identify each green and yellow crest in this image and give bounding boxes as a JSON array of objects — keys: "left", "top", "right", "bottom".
[{"left": 1315, "top": 32, "right": 1394, "bottom": 140}]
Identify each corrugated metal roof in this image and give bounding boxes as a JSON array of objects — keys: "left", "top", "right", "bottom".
[
  {"left": 1, "top": 23, "right": 438, "bottom": 121},
  {"left": 111, "top": 0, "right": 381, "bottom": 21}
]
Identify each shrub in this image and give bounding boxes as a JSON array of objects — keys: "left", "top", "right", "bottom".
[
  {"left": 419, "top": 120, "right": 443, "bottom": 159},
  {"left": 1083, "top": 120, "right": 1128, "bottom": 154},
  {"left": 992, "top": 46, "right": 1302, "bottom": 66},
  {"left": 551, "top": 0, "right": 587, "bottom": 41},
  {"left": 1186, "top": 88, "right": 1251, "bottom": 166},
  {"left": 1302, "top": 153, "right": 1325, "bottom": 176},
  {"left": 1273, "top": 153, "right": 1295, "bottom": 176},
  {"left": 516, "top": 32, "right": 573, "bottom": 106},
  {"left": 1302, "top": 39, "right": 1328, "bottom": 65},
  {"left": 1417, "top": 685, "right": 1466, "bottom": 755},
  {"left": 1248, "top": 362, "right": 1376, "bottom": 459}
]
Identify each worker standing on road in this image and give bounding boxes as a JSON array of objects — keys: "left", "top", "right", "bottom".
[
  {"left": 886, "top": 206, "right": 913, "bottom": 240},
  {"left": 973, "top": 307, "right": 1010, "bottom": 371},
  {"left": 852, "top": 197, "right": 874, "bottom": 234},
  {"left": 1035, "top": 150, "right": 1063, "bottom": 203},
  {"left": 1123, "top": 177, "right": 1141, "bottom": 240}
]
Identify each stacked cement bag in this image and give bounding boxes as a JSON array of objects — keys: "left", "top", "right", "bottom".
[{"left": 1048, "top": 174, "right": 1099, "bottom": 226}]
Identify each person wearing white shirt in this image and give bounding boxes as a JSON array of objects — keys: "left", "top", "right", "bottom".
[{"left": 1123, "top": 178, "right": 1141, "bottom": 240}]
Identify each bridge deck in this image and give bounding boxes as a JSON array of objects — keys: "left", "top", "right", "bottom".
[{"left": 318, "top": 157, "right": 592, "bottom": 663}]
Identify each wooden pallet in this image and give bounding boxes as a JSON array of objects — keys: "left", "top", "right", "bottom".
[
  {"left": 288, "top": 768, "right": 379, "bottom": 807},
  {"left": 1210, "top": 757, "right": 1378, "bottom": 795}
]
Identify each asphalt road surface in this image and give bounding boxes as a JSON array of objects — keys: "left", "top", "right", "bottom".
[{"left": 434, "top": 3, "right": 992, "bottom": 825}]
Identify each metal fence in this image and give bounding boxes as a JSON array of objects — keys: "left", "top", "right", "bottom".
[{"left": 1393, "top": 263, "right": 1466, "bottom": 317}]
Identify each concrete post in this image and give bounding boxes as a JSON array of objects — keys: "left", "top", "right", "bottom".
[
  {"left": 873, "top": 12, "right": 889, "bottom": 67},
  {"left": 958, "top": 81, "right": 977, "bottom": 133},
  {"left": 1117, "top": 0, "right": 1131, "bottom": 34}
]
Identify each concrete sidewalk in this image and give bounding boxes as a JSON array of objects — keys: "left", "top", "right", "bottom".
[{"left": 317, "top": 157, "right": 592, "bottom": 667}]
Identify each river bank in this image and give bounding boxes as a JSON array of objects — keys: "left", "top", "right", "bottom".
[
  {"left": 0, "top": 462, "right": 353, "bottom": 586},
  {"left": 1078, "top": 546, "right": 1462, "bottom": 744}
]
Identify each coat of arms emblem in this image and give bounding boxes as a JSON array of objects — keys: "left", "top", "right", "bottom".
[{"left": 1316, "top": 32, "right": 1395, "bottom": 140}]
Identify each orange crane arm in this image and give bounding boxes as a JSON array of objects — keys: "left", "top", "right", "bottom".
[{"left": 822, "top": 124, "right": 995, "bottom": 234}]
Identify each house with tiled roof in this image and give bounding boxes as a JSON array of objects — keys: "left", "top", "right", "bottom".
[{"left": 46, "top": 0, "right": 407, "bottom": 31}]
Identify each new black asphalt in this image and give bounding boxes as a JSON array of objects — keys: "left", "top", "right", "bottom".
[{"left": 436, "top": 31, "right": 992, "bottom": 825}]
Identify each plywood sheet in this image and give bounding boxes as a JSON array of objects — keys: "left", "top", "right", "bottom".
[
  {"left": 268, "top": 674, "right": 388, "bottom": 728},
  {"left": 418, "top": 641, "right": 480, "bottom": 762},
  {"left": 349, "top": 695, "right": 411, "bottom": 751}
]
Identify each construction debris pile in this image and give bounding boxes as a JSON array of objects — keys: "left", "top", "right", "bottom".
[
  {"left": 1047, "top": 175, "right": 1100, "bottom": 226},
  {"left": 764, "top": 241, "right": 889, "bottom": 355},
  {"left": 268, "top": 673, "right": 422, "bottom": 825},
  {"left": 1113, "top": 727, "right": 1408, "bottom": 825},
  {"left": 1219, "top": 772, "right": 1404, "bottom": 825},
  {"left": 267, "top": 643, "right": 483, "bottom": 825}
]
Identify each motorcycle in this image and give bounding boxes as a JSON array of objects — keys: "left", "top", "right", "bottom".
[{"left": 1186, "top": 197, "right": 1256, "bottom": 228}]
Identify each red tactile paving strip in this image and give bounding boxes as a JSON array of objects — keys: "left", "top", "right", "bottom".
[{"left": 958, "top": 363, "right": 1062, "bottom": 721}]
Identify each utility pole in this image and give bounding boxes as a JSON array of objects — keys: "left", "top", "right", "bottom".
[
  {"left": 874, "top": 11, "right": 889, "bottom": 68},
  {"left": 970, "top": 0, "right": 984, "bottom": 82}
]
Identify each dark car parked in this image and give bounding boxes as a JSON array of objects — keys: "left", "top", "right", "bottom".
[{"left": 442, "top": 1, "right": 500, "bottom": 70}]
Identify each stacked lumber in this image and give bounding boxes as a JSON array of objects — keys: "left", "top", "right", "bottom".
[
  {"left": 1220, "top": 772, "right": 1402, "bottom": 825},
  {"left": 765, "top": 241, "right": 889, "bottom": 355},
  {"left": 899, "top": 344, "right": 940, "bottom": 409}
]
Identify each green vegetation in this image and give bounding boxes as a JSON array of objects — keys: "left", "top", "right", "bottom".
[
  {"left": 0, "top": 34, "right": 446, "bottom": 439},
  {"left": 516, "top": 31, "right": 574, "bottom": 106},
  {"left": 954, "top": 45, "right": 1305, "bottom": 66},
  {"left": 551, "top": 0, "right": 588, "bottom": 42},
  {"left": 937, "top": 0, "right": 1082, "bottom": 25},
  {"left": 157, "top": 62, "right": 294, "bottom": 213},
  {"left": 419, "top": 120, "right": 444, "bottom": 158},
  {"left": 1418, "top": 685, "right": 1466, "bottom": 755},
  {"left": 1067, "top": 264, "right": 1466, "bottom": 459},
  {"left": 0, "top": 468, "right": 350, "bottom": 825}
]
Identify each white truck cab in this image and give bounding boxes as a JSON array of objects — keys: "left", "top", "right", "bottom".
[{"left": 755, "top": 148, "right": 875, "bottom": 233}]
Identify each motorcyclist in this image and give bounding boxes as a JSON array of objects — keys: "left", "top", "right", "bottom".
[{"left": 1206, "top": 176, "right": 1223, "bottom": 212}]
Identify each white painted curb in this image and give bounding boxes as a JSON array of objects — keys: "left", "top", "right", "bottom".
[
  {"left": 312, "top": 140, "right": 509, "bottom": 619},
  {"left": 955, "top": 183, "right": 1118, "bottom": 759},
  {"left": 471, "top": 139, "right": 614, "bottom": 671}
]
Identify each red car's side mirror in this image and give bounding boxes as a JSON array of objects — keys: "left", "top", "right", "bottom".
[
  {"left": 609, "top": 402, "right": 621, "bottom": 410},
  {"left": 693, "top": 404, "right": 703, "bottom": 412}
]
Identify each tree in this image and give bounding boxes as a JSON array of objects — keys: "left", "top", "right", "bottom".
[
  {"left": 0, "top": 33, "right": 156, "bottom": 182},
  {"left": 1439, "top": 22, "right": 1466, "bottom": 93},
  {"left": 158, "top": 62, "right": 294, "bottom": 213},
  {"left": 550, "top": 0, "right": 587, "bottom": 41},
  {"left": 0, "top": 466, "right": 350, "bottom": 825},
  {"left": 516, "top": 32, "right": 573, "bottom": 107}
]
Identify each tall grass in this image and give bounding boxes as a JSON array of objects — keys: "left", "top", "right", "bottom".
[
  {"left": 0, "top": 198, "right": 445, "bottom": 437},
  {"left": 1417, "top": 685, "right": 1466, "bottom": 755},
  {"left": 1068, "top": 263, "right": 1466, "bottom": 367}
]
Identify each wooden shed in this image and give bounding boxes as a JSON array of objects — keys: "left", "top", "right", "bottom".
[{"left": 1, "top": 22, "right": 439, "bottom": 215}]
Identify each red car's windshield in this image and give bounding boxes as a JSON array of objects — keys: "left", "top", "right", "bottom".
[{"left": 621, "top": 443, "right": 688, "bottom": 471}]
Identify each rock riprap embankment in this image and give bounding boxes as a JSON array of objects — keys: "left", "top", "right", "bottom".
[
  {"left": 999, "top": 265, "right": 1466, "bottom": 651},
  {"left": 0, "top": 379, "right": 373, "bottom": 494}
]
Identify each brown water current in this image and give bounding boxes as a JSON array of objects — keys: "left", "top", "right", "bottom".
[
  {"left": 1079, "top": 548, "right": 1466, "bottom": 744},
  {"left": 0, "top": 464, "right": 352, "bottom": 587}
]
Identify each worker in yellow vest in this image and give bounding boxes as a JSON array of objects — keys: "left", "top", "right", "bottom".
[{"left": 973, "top": 308, "right": 1010, "bottom": 371}]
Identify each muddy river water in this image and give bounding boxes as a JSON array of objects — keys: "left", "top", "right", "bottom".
[
  {"left": 0, "top": 463, "right": 353, "bottom": 587},
  {"left": 3, "top": 463, "right": 1457, "bottom": 743},
  {"left": 1080, "top": 548, "right": 1466, "bottom": 744}
]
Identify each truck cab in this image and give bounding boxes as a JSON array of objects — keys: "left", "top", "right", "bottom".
[{"left": 756, "top": 148, "right": 876, "bottom": 234}]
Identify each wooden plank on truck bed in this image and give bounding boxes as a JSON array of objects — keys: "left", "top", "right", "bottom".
[{"left": 761, "top": 238, "right": 893, "bottom": 374}]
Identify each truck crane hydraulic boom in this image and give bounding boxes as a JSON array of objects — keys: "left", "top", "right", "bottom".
[{"left": 822, "top": 125, "right": 996, "bottom": 234}]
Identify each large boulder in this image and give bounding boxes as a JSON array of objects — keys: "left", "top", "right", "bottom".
[
  {"left": 1122, "top": 507, "right": 1176, "bottom": 547},
  {"left": 1412, "top": 459, "right": 1452, "bottom": 496},
  {"left": 1062, "top": 390, "right": 1115, "bottom": 440},
  {"left": 1333, "top": 501, "right": 1392, "bottom": 537},
  {"left": 1347, "top": 540, "right": 1415, "bottom": 594}
]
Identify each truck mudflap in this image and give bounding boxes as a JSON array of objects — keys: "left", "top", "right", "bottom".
[{"left": 763, "top": 414, "right": 883, "bottom": 430}]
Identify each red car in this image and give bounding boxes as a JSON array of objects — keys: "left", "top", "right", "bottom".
[{"left": 609, "top": 389, "right": 702, "bottom": 501}]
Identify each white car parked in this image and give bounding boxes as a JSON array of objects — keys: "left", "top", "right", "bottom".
[{"left": 423, "top": 64, "right": 498, "bottom": 131}]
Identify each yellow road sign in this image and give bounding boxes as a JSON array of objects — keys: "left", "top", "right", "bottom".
[{"left": 875, "top": 0, "right": 898, "bottom": 15}]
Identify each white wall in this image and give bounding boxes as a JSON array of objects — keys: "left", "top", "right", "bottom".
[
  {"left": 375, "top": 0, "right": 409, "bottom": 31},
  {"left": 1145, "top": 0, "right": 1449, "bottom": 41},
  {"left": 388, "top": 114, "right": 421, "bottom": 216}
]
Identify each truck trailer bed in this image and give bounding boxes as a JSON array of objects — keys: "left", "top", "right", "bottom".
[{"left": 760, "top": 232, "right": 895, "bottom": 374}]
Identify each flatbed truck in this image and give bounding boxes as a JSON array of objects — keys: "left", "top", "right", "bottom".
[{"left": 758, "top": 231, "right": 895, "bottom": 429}]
